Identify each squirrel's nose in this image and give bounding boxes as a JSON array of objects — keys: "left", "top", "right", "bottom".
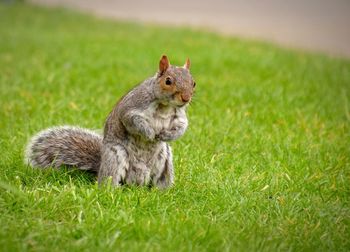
[{"left": 181, "top": 93, "right": 190, "bottom": 103}]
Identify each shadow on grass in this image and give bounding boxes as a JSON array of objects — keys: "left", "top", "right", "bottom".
[
  {"left": 18, "top": 165, "right": 97, "bottom": 187},
  {"left": 17, "top": 165, "right": 155, "bottom": 192}
]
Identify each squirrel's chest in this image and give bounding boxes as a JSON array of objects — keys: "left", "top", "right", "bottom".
[{"left": 141, "top": 103, "right": 175, "bottom": 132}]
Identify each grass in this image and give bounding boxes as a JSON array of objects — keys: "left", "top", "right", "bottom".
[{"left": 0, "top": 2, "right": 349, "bottom": 251}]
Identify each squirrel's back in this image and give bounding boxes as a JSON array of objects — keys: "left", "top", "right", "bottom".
[{"left": 25, "top": 126, "right": 102, "bottom": 172}]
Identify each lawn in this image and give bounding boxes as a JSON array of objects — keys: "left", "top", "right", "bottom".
[{"left": 0, "top": 3, "right": 349, "bottom": 251}]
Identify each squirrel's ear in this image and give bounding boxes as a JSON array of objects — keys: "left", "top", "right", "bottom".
[
  {"left": 159, "top": 55, "right": 170, "bottom": 75},
  {"left": 183, "top": 58, "right": 191, "bottom": 70}
]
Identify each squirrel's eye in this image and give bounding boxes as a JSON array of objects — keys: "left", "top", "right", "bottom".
[
  {"left": 165, "top": 78, "right": 172, "bottom": 85},
  {"left": 193, "top": 81, "right": 196, "bottom": 87}
]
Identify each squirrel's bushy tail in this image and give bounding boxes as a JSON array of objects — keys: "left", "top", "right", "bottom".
[{"left": 25, "top": 126, "right": 103, "bottom": 173}]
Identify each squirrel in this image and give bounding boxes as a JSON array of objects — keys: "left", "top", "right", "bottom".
[{"left": 25, "top": 55, "right": 196, "bottom": 188}]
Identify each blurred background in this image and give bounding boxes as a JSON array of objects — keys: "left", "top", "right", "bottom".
[
  {"left": 30, "top": 0, "right": 350, "bottom": 58},
  {"left": 1, "top": 2, "right": 349, "bottom": 251}
]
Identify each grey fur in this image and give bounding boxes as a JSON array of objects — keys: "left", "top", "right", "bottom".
[
  {"left": 25, "top": 56, "right": 195, "bottom": 188},
  {"left": 25, "top": 126, "right": 102, "bottom": 172}
]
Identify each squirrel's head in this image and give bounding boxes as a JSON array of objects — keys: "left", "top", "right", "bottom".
[{"left": 154, "top": 55, "right": 196, "bottom": 107}]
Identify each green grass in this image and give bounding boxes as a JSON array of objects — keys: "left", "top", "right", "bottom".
[{"left": 1, "top": 3, "right": 349, "bottom": 251}]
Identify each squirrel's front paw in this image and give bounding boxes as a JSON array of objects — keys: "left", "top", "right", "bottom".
[{"left": 156, "top": 129, "right": 175, "bottom": 142}]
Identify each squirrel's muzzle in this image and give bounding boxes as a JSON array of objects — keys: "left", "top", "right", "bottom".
[{"left": 181, "top": 93, "right": 191, "bottom": 103}]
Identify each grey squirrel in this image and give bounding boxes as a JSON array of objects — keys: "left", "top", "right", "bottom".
[{"left": 25, "top": 55, "right": 196, "bottom": 188}]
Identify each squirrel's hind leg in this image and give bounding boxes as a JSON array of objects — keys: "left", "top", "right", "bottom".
[
  {"left": 98, "top": 144, "right": 129, "bottom": 185},
  {"left": 152, "top": 144, "right": 174, "bottom": 189},
  {"left": 125, "top": 162, "right": 151, "bottom": 186}
]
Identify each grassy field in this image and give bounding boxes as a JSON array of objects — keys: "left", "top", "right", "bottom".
[{"left": 0, "top": 3, "right": 349, "bottom": 251}]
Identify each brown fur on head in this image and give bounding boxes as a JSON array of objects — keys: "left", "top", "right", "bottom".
[{"left": 156, "top": 55, "right": 196, "bottom": 107}]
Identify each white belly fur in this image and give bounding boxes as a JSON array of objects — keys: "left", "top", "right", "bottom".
[{"left": 138, "top": 101, "right": 176, "bottom": 134}]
